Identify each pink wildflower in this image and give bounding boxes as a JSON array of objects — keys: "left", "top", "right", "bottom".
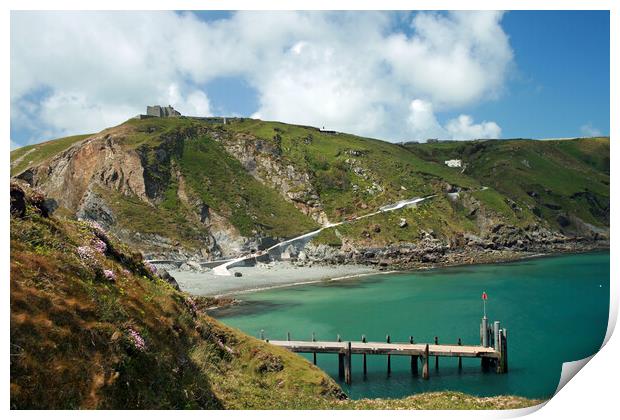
[
  {"left": 186, "top": 297, "right": 198, "bottom": 313},
  {"left": 128, "top": 328, "right": 146, "bottom": 351},
  {"left": 103, "top": 269, "right": 116, "bottom": 282},
  {"left": 87, "top": 220, "right": 106, "bottom": 236},
  {"left": 122, "top": 268, "right": 131, "bottom": 276},
  {"left": 144, "top": 261, "right": 157, "bottom": 275},
  {"left": 92, "top": 238, "right": 107, "bottom": 254},
  {"left": 77, "top": 246, "right": 95, "bottom": 262}
]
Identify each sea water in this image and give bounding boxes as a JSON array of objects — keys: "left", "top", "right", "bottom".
[{"left": 211, "top": 252, "right": 609, "bottom": 399}]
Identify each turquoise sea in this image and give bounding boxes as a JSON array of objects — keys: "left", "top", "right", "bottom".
[{"left": 212, "top": 252, "right": 610, "bottom": 399}]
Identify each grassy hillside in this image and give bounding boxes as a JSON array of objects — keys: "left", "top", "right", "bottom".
[
  {"left": 10, "top": 182, "right": 341, "bottom": 409},
  {"left": 225, "top": 119, "right": 481, "bottom": 219},
  {"left": 10, "top": 134, "right": 92, "bottom": 176},
  {"left": 179, "top": 135, "right": 317, "bottom": 237},
  {"left": 10, "top": 118, "right": 609, "bottom": 256},
  {"left": 91, "top": 119, "right": 317, "bottom": 251},
  {"left": 405, "top": 137, "right": 610, "bottom": 232},
  {"left": 10, "top": 182, "right": 540, "bottom": 409}
]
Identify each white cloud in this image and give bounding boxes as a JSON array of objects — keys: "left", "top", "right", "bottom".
[
  {"left": 11, "top": 11, "right": 511, "bottom": 145},
  {"left": 407, "top": 99, "right": 501, "bottom": 141},
  {"left": 385, "top": 11, "right": 512, "bottom": 109},
  {"left": 580, "top": 123, "right": 602, "bottom": 137},
  {"left": 445, "top": 115, "right": 501, "bottom": 140},
  {"left": 407, "top": 99, "right": 445, "bottom": 140}
]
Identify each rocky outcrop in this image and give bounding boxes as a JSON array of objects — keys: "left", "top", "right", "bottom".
[
  {"left": 156, "top": 267, "right": 180, "bottom": 290},
  {"left": 11, "top": 124, "right": 258, "bottom": 260},
  {"left": 219, "top": 132, "right": 330, "bottom": 226},
  {"left": 15, "top": 132, "right": 148, "bottom": 211},
  {"left": 297, "top": 224, "right": 606, "bottom": 271},
  {"left": 76, "top": 188, "right": 116, "bottom": 229}
]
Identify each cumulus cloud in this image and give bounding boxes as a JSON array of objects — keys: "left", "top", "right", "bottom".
[
  {"left": 11, "top": 11, "right": 511, "bottom": 145},
  {"left": 407, "top": 99, "right": 501, "bottom": 141},
  {"left": 11, "top": 11, "right": 213, "bottom": 142},
  {"left": 385, "top": 11, "right": 512, "bottom": 108},
  {"left": 445, "top": 115, "right": 501, "bottom": 140}
]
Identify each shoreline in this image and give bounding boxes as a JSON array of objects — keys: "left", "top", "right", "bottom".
[
  {"left": 180, "top": 247, "right": 609, "bottom": 308},
  {"left": 213, "top": 269, "right": 401, "bottom": 298}
]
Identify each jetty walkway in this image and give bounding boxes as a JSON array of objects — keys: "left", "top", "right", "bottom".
[{"left": 263, "top": 316, "right": 508, "bottom": 385}]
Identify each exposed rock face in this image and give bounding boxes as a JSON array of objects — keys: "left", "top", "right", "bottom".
[
  {"left": 10, "top": 181, "right": 60, "bottom": 219},
  {"left": 156, "top": 268, "right": 180, "bottom": 290},
  {"left": 297, "top": 223, "right": 606, "bottom": 272},
  {"left": 10, "top": 183, "right": 27, "bottom": 218},
  {"left": 16, "top": 132, "right": 148, "bottom": 211},
  {"left": 12, "top": 121, "right": 608, "bottom": 268},
  {"left": 220, "top": 132, "right": 330, "bottom": 226},
  {"left": 12, "top": 127, "right": 237, "bottom": 260},
  {"left": 76, "top": 189, "right": 116, "bottom": 229}
]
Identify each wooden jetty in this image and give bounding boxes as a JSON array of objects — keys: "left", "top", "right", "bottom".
[{"left": 263, "top": 317, "right": 508, "bottom": 385}]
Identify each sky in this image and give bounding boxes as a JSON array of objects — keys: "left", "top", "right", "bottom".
[{"left": 10, "top": 10, "right": 610, "bottom": 148}]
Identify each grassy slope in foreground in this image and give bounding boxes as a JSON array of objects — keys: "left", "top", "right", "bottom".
[{"left": 10, "top": 183, "right": 539, "bottom": 409}]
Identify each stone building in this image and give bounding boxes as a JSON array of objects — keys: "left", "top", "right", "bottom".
[{"left": 146, "top": 105, "right": 181, "bottom": 118}]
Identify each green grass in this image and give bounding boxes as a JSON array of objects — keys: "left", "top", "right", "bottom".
[
  {"left": 11, "top": 134, "right": 92, "bottom": 176},
  {"left": 406, "top": 138, "right": 610, "bottom": 230},
  {"left": 347, "top": 391, "right": 541, "bottom": 410},
  {"left": 102, "top": 186, "right": 208, "bottom": 249},
  {"left": 313, "top": 195, "right": 479, "bottom": 247},
  {"left": 224, "top": 119, "right": 481, "bottom": 220},
  {"left": 10, "top": 118, "right": 609, "bottom": 251},
  {"left": 179, "top": 134, "right": 318, "bottom": 238}
]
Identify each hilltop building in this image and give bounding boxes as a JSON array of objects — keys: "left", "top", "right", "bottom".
[
  {"left": 146, "top": 105, "right": 181, "bottom": 118},
  {"left": 133, "top": 106, "right": 237, "bottom": 124},
  {"left": 134, "top": 105, "right": 181, "bottom": 120}
]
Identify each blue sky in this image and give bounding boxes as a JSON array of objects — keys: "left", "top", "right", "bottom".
[
  {"left": 10, "top": 10, "right": 610, "bottom": 148},
  {"left": 470, "top": 10, "right": 610, "bottom": 139}
]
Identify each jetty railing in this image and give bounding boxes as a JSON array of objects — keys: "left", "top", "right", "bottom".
[{"left": 260, "top": 317, "right": 508, "bottom": 385}]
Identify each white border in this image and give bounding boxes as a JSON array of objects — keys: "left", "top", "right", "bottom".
[{"left": 2, "top": 1, "right": 616, "bottom": 419}]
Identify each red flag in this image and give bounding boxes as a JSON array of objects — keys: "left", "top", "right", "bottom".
[{"left": 482, "top": 291, "right": 488, "bottom": 300}]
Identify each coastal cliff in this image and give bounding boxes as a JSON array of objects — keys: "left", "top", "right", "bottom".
[{"left": 11, "top": 118, "right": 609, "bottom": 269}]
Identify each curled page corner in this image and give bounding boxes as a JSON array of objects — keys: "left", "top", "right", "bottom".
[
  {"left": 496, "top": 356, "right": 596, "bottom": 418},
  {"left": 490, "top": 400, "right": 548, "bottom": 419},
  {"left": 554, "top": 355, "right": 595, "bottom": 396}
]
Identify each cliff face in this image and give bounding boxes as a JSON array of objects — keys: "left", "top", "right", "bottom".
[
  {"left": 12, "top": 119, "right": 322, "bottom": 259},
  {"left": 11, "top": 117, "right": 609, "bottom": 263},
  {"left": 17, "top": 132, "right": 147, "bottom": 211},
  {"left": 220, "top": 131, "right": 330, "bottom": 226}
]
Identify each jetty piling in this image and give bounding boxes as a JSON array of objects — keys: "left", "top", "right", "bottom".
[
  {"left": 344, "top": 342, "right": 352, "bottom": 385},
  {"left": 434, "top": 336, "right": 439, "bottom": 370},
  {"left": 312, "top": 332, "right": 317, "bottom": 365},
  {"left": 458, "top": 338, "right": 463, "bottom": 371},
  {"left": 423, "top": 344, "right": 430, "bottom": 380},
  {"left": 386, "top": 335, "right": 391, "bottom": 376},
  {"left": 337, "top": 334, "right": 344, "bottom": 379},
  {"left": 410, "top": 336, "right": 418, "bottom": 376},
  {"left": 362, "top": 335, "right": 368, "bottom": 377}
]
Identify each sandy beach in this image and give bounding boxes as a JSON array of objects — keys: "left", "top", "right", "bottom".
[{"left": 169, "top": 262, "right": 381, "bottom": 296}]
